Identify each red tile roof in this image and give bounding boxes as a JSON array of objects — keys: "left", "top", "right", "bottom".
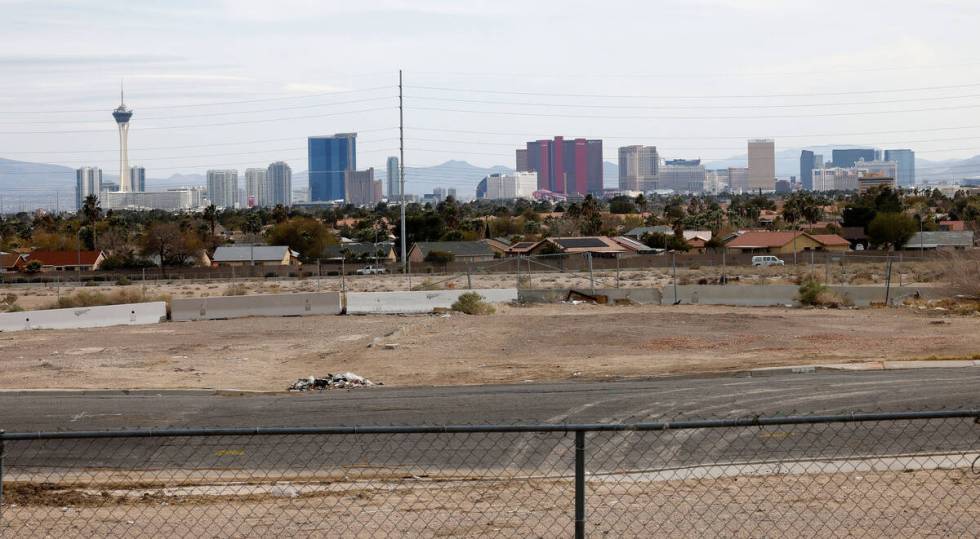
[
  {"left": 726, "top": 231, "right": 803, "bottom": 248},
  {"left": 27, "top": 250, "right": 102, "bottom": 266},
  {"left": 809, "top": 234, "right": 850, "bottom": 247}
]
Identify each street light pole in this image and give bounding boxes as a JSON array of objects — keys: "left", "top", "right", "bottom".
[{"left": 399, "top": 69, "right": 407, "bottom": 276}]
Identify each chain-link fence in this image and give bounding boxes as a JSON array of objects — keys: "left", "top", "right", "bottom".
[{"left": 1, "top": 411, "right": 977, "bottom": 537}]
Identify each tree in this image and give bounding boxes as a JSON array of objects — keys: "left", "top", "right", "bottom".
[
  {"left": 608, "top": 195, "right": 637, "bottom": 214},
  {"left": 579, "top": 195, "right": 602, "bottom": 235},
  {"left": 424, "top": 250, "right": 455, "bottom": 267},
  {"left": 203, "top": 204, "right": 218, "bottom": 238},
  {"left": 271, "top": 204, "right": 289, "bottom": 224},
  {"left": 867, "top": 212, "right": 916, "bottom": 250},
  {"left": 266, "top": 217, "right": 335, "bottom": 261},
  {"left": 634, "top": 193, "right": 648, "bottom": 213},
  {"left": 142, "top": 222, "right": 198, "bottom": 274},
  {"left": 81, "top": 194, "right": 102, "bottom": 248},
  {"left": 782, "top": 192, "right": 824, "bottom": 224},
  {"left": 641, "top": 232, "right": 690, "bottom": 252}
]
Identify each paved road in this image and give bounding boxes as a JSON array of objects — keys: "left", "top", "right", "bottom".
[
  {"left": 1, "top": 369, "right": 977, "bottom": 476},
  {"left": 0, "top": 368, "right": 977, "bottom": 431}
]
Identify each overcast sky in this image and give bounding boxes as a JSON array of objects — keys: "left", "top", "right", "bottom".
[{"left": 3, "top": 0, "right": 980, "bottom": 185}]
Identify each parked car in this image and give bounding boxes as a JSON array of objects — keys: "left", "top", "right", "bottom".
[
  {"left": 355, "top": 265, "right": 387, "bottom": 275},
  {"left": 752, "top": 255, "right": 785, "bottom": 267}
]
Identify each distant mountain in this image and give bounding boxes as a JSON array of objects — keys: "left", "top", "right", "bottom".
[{"left": 376, "top": 160, "right": 513, "bottom": 198}]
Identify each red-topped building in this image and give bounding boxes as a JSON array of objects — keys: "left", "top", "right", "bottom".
[{"left": 524, "top": 137, "right": 603, "bottom": 195}]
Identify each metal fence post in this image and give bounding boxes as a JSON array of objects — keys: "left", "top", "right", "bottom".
[
  {"left": 575, "top": 430, "right": 585, "bottom": 539},
  {"left": 587, "top": 253, "right": 595, "bottom": 295},
  {"left": 0, "top": 431, "right": 5, "bottom": 518}
]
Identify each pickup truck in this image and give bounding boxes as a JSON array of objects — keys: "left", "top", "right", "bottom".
[{"left": 355, "top": 265, "right": 387, "bottom": 275}]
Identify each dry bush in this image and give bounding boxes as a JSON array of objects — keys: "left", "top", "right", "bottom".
[
  {"left": 50, "top": 289, "right": 169, "bottom": 309},
  {"left": 942, "top": 251, "right": 980, "bottom": 297},
  {"left": 411, "top": 279, "right": 441, "bottom": 291},
  {"left": 223, "top": 283, "right": 249, "bottom": 296},
  {"left": 451, "top": 292, "right": 495, "bottom": 315}
]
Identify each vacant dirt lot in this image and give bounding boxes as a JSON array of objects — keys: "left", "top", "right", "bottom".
[
  {"left": 2, "top": 468, "right": 976, "bottom": 537},
  {"left": 1, "top": 303, "right": 977, "bottom": 391}
]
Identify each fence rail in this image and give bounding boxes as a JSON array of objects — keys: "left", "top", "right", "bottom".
[{"left": 1, "top": 410, "right": 978, "bottom": 537}]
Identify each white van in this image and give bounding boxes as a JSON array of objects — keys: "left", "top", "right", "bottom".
[{"left": 752, "top": 255, "right": 785, "bottom": 267}]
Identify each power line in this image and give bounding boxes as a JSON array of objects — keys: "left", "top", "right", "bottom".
[
  {"left": 410, "top": 103, "right": 980, "bottom": 121},
  {"left": 0, "top": 96, "right": 397, "bottom": 125},
  {"left": 0, "top": 85, "right": 395, "bottom": 115},
  {"left": 0, "top": 107, "right": 396, "bottom": 135},
  {"left": 407, "top": 93, "right": 980, "bottom": 110},
  {"left": 411, "top": 82, "right": 980, "bottom": 100}
]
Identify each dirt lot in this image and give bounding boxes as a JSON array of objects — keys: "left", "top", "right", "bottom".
[
  {"left": 1, "top": 303, "right": 977, "bottom": 391},
  {"left": 2, "top": 468, "right": 976, "bottom": 537},
  {"left": 1, "top": 259, "right": 945, "bottom": 310}
]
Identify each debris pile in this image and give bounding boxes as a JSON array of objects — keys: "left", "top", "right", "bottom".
[{"left": 289, "top": 372, "right": 378, "bottom": 391}]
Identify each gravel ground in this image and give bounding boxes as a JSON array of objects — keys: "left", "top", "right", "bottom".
[{"left": 0, "top": 303, "right": 976, "bottom": 391}]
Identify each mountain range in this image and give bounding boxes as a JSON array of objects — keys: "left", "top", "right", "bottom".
[{"left": 3, "top": 147, "right": 979, "bottom": 211}]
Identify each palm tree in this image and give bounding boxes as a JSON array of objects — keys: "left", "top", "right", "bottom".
[
  {"left": 203, "top": 204, "right": 218, "bottom": 238},
  {"left": 81, "top": 194, "right": 101, "bottom": 249}
]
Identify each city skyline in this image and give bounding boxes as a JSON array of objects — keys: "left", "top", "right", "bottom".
[{"left": 3, "top": 1, "right": 980, "bottom": 182}]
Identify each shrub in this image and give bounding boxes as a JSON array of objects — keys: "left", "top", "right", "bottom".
[
  {"left": 23, "top": 260, "right": 42, "bottom": 273},
  {"left": 223, "top": 283, "right": 249, "bottom": 296},
  {"left": 451, "top": 292, "right": 495, "bottom": 315},
  {"left": 424, "top": 250, "right": 455, "bottom": 265},
  {"left": 411, "top": 279, "right": 441, "bottom": 291},
  {"left": 50, "top": 289, "right": 166, "bottom": 309},
  {"left": 942, "top": 252, "right": 980, "bottom": 298},
  {"left": 116, "top": 276, "right": 131, "bottom": 286},
  {"left": 798, "top": 276, "right": 828, "bottom": 306}
]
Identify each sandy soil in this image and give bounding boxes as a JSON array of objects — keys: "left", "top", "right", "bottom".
[
  {"left": 2, "top": 468, "right": 976, "bottom": 537},
  {"left": 1, "top": 303, "right": 977, "bottom": 391},
  {"left": 1, "top": 259, "right": 945, "bottom": 311}
]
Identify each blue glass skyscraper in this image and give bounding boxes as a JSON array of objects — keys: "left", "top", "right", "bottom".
[
  {"left": 883, "top": 149, "right": 915, "bottom": 187},
  {"left": 308, "top": 133, "right": 356, "bottom": 202}
]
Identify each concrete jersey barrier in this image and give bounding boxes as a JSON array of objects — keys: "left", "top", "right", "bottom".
[
  {"left": 171, "top": 292, "right": 342, "bottom": 321},
  {"left": 662, "top": 284, "right": 942, "bottom": 307},
  {"left": 0, "top": 302, "right": 167, "bottom": 332},
  {"left": 347, "top": 289, "right": 518, "bottom": 314}
]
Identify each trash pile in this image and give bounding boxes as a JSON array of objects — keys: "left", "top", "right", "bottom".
[{"left": 288, "top": 372, "right": 378, "bottom": 391}]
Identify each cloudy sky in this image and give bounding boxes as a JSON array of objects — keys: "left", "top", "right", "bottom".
[{"left": 3, "top": 0, "right": 980, "bottom": 188}]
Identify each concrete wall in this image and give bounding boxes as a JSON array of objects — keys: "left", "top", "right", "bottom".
[
  {"left": 347, "top": 289, "right": 518, "bottom": 314},
  {"left": 519, "top": 288, "right": 663, "bottom": 305},
  {"left": 662, "top": 284, "right": 942, "bottom": 307},
  {"left": 171, "top": 292, "right": 342, "bottom": 321},
  {"left": 0, "top": 302, "right": 167, "bottom": 332}
]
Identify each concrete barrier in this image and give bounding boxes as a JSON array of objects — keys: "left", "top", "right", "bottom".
[
  {"left": 346, "top": 289, "right": 518, "bottom": 314},
  {"left": 662, "top": 284, "right": 944, "bottom": 307},
  {"left": 0, "top": 302, "right": 167, "bottom": 332},
  {"left": 518, "top": 288, "right": 663, "bottom": 305},
  {"left": 171, "top": 292, "right": 342, "bottom": 321}
]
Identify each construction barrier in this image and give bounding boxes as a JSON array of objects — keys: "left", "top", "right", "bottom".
[
  {"left": 662, "top": 284, "right": 942, "bottom": 307},
  {"left": 346, "top": 289, "right": 518, "bottom": 315},
  {"left": 0, "top": 302, "right": 167, "bottom": 332},
  {"left": 170, "top": 292, "right": 342, "bottom": 321}
]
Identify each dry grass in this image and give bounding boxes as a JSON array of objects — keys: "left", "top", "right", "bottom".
[
  {"left": 942, "top": 251, "right": 980, "bottom": 298},
  {"left": 48, "top": 289, "right": 171, "bottom": 310}
]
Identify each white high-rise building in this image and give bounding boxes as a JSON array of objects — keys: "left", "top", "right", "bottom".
[
  {"left": 112, "top": 85, "right": 134, "bottom": 192},
  {"left": 618, "top": 145, "right": 659, "bottom": 191},
  {"left": 747, "top": 139, "right": 775, "bottom": 192},
  {"left": 854, "top": 159, "right": 898, "bottom": 183},
  {"left": 245, "top": 168, "right": 267, "bottom": 208},
  {"left": 206, "top": 169, "right": 239, "bottom": 208},
  {"left": 266, "top": 161, "right": 292, "bottom": 207},
  {"left": 478, "top": 172, "right": 538, "bottom": 200},
  {"left": 75, "top": 167, "right": 103, "bottom": 210},
  {"left": 813, "top": 168, "right": 863, "bottom": 191}
]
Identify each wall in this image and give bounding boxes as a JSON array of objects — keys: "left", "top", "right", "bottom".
[
  {"left": 347, "top": 289, "right": 518, "bottom": 314},
  {"left": 0, "top": 302, "right": 167, "bottom": 332},
  {"left": 662, "top": 285, "right": 942, "bottom": 307},
  {"left": 171, "top": 292, "right": 342, "bottom": 321},
  {"left": 518, "top": 288, "right": 663, "bottom": 305}
]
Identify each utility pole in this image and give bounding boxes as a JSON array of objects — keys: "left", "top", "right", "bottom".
[{"left": 399, "top": 69, "right": 408, "bottom": 277}]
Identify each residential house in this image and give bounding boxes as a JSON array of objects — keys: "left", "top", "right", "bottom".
[
  {"left": 757, "top": 209, "right": 779, "bottom": 226},
  {"left": 725, "top": 231, "right": 849, "bottom": 254},
  {"left": 322, "top": 242, "right": 396, "bottom": 263},
  {"left": 0, "top": 253, "right": 26, "bottom": 273},
  {"left": 611, "top": 236, "right": 660, "bottom": 254},
  {"left": 904, "top": 231, "right": 974, "bottom": 250},
  {"left": 483, "top": 238, "right": 512, "bottom": 257},
  {"left": 527, "top": 237, "right": 628, "bottom": 258},
  {"left": 939, "top": 221, "right": 966, "bottom": 232},
  {"left": 506, "top": 241, "right": 539, "bottom": 256},
  {"left": 25, "top": 250, "right": 106, "bottom": 271},
  {"left": 212, "top": 245, "right": 298, "bottom": 267},
  {"left": 407, "top": 241, "right": 496, "bottom": 264}
]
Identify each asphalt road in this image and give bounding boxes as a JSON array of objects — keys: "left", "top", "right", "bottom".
[{"left": 2, "top": 369, "right": 978, "bottom": 476}]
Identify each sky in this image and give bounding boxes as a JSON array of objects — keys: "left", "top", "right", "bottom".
[{"left": 3, "top": 0, "right": 980, "bottom": 191}]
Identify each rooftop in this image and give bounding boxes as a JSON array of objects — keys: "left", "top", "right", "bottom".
[{"left": 212, "top": 245, "right": 295, "bottom": 262}]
